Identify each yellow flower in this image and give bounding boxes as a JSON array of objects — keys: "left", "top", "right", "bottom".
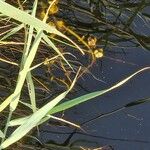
[
  {"left": 93, "top": 48, "right": 104, "bottom": 58},
  {"left": 49, "top": 4, "right": 59, "bottom": 15},
  {"left": 87, "top": 36, "right": 97, "bottom": 48}
]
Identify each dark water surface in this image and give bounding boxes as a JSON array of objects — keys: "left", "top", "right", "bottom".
[
  {"left": 0, "top": 1, "right": 150, "bottom": 150},
  {"left": 38, "top": 1, "right": 150, "bottom": 150},
  {"left": 40, "top": 47, "right": 150, "bottom": 150}
]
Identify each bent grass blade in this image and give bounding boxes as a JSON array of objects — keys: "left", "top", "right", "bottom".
[
  {"left": 0, "top": 1, "right": 84, "bottom": 54},
  {"left": 8, "top": 67, "right": 150, "bottom": 127},
  {"left": 0, "top": 131, "right": 4, "bottom": 139},
  {"left": 49, "top": 67, "right": 150, "bottom": 115}
]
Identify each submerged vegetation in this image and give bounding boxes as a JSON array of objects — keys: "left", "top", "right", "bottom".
[{"left": 0, "top": 0, "right": 150, "bottom": 149}]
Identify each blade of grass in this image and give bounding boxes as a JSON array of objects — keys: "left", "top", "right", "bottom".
[
  {"left": 0, "top": 93, "right": 19, "bottom": 112},
  {"left": 9, "top": 96, "right": 150, "bottom": 127},
  {"left": 0, "top": 24, "right": 24, "bottom": 41},
  {"left": 1, "top": 92, "right": 68, "bottom": 149},
  {"left": 49, "top": 115, "right": 81, "bottom": 129},
  {"left": 8, "top": 67, "right": 150, "bottom": 126},
  {"left": 0, "top": 1, "right": 84, "bottom": 54},
  {"left": 1, "top": 3, "right": 38, "bottom": 143},
  {"left": 0, "top": 30, "right": 43, "bottom": 112},
  {"left": 10, "top": 30, "right": 43, "bottom": 111},
  {"left": 26, "top": 73, "right": 36, "bottom": 112},
  {"left": 48, "top": 67, "right": 150, "bottom": 115},
  {"left": 0, "top": 131, "right": 4, "bottom": 139},
  {"left": 0, "top": 67, "right": 80, "bottom": 149},
  {"left": 9, "top": 116, "right": 30, "bottom": 127},
  {"left": 24, "top": 0, "right": 38, "bottom": 113},
  {"left": 0, "top": 57, "right": 18, "bottom": 66},
  {"left": 43, "top": 34, "right": 73, "bottom": 69}
]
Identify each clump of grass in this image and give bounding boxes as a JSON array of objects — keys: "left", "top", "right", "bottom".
[
  {"left": 0, "top": 0, "right": 98, "bottom": 148},
  {"left": 0, "top": 0, "right": 150, "bottom": 149}
]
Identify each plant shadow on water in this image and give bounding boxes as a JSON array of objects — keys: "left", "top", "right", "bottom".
[{"left": 0, "top": 0, "right": 150, "bottom": 150}]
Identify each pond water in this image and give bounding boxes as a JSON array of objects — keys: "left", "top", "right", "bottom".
[
  {"left": 0, "top": 1, "right": 150, "bottom": 150},
  {"left": 38, "top": 1, "right": 150, "bottom": 150},
  {"left": 39, "top": 45, "right": 150, "bottom": 150}
]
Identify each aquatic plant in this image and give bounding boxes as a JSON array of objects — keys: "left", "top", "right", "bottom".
[{"left": 0, "top": 0, "right": 149, "bottom": 149}]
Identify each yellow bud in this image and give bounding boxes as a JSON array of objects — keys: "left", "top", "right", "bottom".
[
  {"left": 88, "top": 36, "right": 97, "bottom": 48},
  {"left": 44, "top": 58, "right": 50, "bottom": 65},
  {"left": 55, "top": 20, "right": 65, "bottom": 29},
  {"left": 93, "top": 48, "right": 104, "bottom": 58},
  {"left": 38, "top": 10, "right": 46, "bottom": 20},
  {"left": 49, "top": 4, "right": 59, "bottom": 15},
  {"left": 50, "top": 76, "right": 54, "bottom": 81},
  {"left": 48, "top": 21, "right": 55, "bottom": 27}
]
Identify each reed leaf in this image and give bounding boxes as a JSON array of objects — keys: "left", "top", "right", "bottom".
[{"left": 8, "top": 67, "right": 150, "bottom": 127}]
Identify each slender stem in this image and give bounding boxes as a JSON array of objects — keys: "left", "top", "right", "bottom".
[{"left": 1, "top": 110, "right": 13, "bottom": 143}]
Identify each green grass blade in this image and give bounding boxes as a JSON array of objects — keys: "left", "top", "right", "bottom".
[
  {"left": 0, "top": 68, "right": 80, "bottom": 149},
  {"left": 26, "top": 72, "right": 36, "bottom": 112},
  {"left": 0, "top": 1, "right": 58, "bottom": 33},
  {"left": 0, "top": 91, "right": 67, "bottom": 149},
  {"left": 10, "top": 30, "right": 43, "bottom": 111},
  {"left": 43, "top": 34, "right": 73, "bottom": 69},
  {"left": 49, "top": 67, "right": 150, "bottom": 115},
  {"left": 24, "top": 0, "right": 38, "bottom": 112},
  {"left": 0, "top": 30, "right": 43, "bottom": 112},
  {"left": 0, "top": 130, "right": 4, "bottom": 138},
  {"left": 8, "top": 67, "right": 150, "bottom": 127},
  {"left": 8, "top": 116, "right": 30, "bottom": 127},
  {"left": 0, "top": 94, "right": 18, "bottom": 112}
]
